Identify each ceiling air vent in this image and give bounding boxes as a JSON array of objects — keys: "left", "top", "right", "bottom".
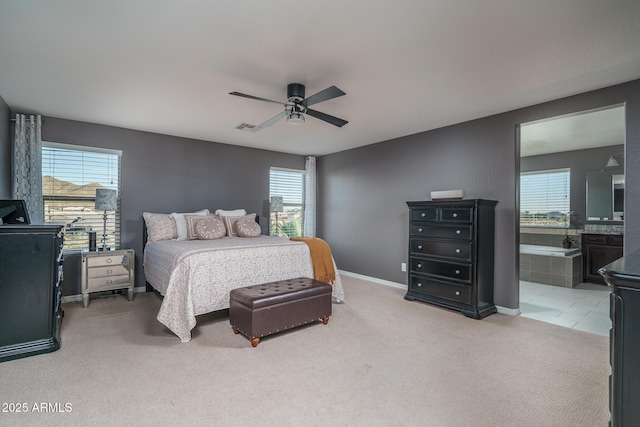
[{"left": 235, "top": 123, "right": 261, "bottom": 132}]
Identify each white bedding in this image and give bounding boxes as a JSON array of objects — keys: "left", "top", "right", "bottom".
[{"left": 144, "top": 235, "right": 345, "bottom": 342}]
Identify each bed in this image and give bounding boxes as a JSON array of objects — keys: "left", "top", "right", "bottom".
[{"left": 142, "top": 210, "right": 345, "bottom": 342}]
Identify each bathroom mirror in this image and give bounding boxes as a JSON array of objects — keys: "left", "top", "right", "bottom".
[{"left": 586, "top": 170, "right": 624, "bottom": 221}]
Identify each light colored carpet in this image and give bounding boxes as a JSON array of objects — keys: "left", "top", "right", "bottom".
[{"left": 0, "top": 275, "right": 609, "bottom": 426}]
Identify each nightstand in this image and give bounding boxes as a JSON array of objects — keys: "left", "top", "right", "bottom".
[{"left": 81, "top": 249, "right": 135, "bottom": 308}]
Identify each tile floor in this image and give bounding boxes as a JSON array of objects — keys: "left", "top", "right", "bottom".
[{"left": 519, "top": 280, "right": 611, "bottom": 337}]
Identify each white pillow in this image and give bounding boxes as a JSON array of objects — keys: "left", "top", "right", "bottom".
[
  {"left": 215, "top": 209, "right": 247, "bottom": 217},
  {"left": 171, "top": 209, "right": 210, "bottom": 240}
]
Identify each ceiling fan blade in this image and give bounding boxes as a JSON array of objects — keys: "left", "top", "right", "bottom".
[
  {"left": 229, "top": 91, "right": 284, "bottom": 106},
  {"left": 302, "top": 86, "right": 346, "bottom": 107},
  {"left": 306, "top": 108, "right": 348, "bottom": 127},
  {"left": 258, "top": 111, "right": 286, "bottom": 128}
]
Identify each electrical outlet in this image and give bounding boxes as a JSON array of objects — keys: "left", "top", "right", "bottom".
[{"left": 401, "top": 262, "right": 407, "bottom": 272}]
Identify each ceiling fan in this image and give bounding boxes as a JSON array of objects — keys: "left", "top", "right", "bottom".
[{"left": 229, "top": 83, "right": 348, "bottom": 129}]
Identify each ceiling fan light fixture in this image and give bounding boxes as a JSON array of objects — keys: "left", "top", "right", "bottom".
[{"left": 287, "top": 111, "right": 305, "bottom": 125}]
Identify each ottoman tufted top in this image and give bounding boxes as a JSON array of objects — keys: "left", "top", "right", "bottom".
[{"left": 230, "top": 277, "right": 332, "bottom": 309}]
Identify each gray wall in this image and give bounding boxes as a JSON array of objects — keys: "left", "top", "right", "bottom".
[
  {"left": 521, "top": 144, "right": 625, "bottom": 226},
  {"left": 317, "top": 79, "right": 640, "bottom": 310},
  {"left": 0, "top": 94, "right": 10, "bottom": 198},
  {"left": 42, "top": 118, "right": 305, "bottom": 296}
]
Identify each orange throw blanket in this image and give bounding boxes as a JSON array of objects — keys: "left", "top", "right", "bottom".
[{"left": 290, "top": 237, "right": 336, "bottom": 284}]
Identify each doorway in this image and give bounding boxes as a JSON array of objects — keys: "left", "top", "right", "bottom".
[{"left": 517, "top": 104, "right": 625, "bottom": 336}]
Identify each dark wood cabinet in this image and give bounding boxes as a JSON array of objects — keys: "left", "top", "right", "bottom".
[
  {"left": 0, "top": 225, "right": 64, "bottom": 362},
  {"left": 405, "top": 199, "right": 497, "bottom": 319},
  {"left": 582, "top": 233, "right": 623, "bottom": 285},
  {"left": 600, "top": 249, "right": 640, "bottom": 427}
]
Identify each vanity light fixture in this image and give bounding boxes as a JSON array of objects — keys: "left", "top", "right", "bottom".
[{"left": 606, "top": 156, "right": 620, "bottom": 168}]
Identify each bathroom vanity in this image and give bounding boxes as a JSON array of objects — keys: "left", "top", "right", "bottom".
[{"left": 582, "top": 233, "right": 624, "bottom": 285}]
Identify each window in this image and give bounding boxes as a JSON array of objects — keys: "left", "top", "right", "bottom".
[
  {"left": 520, "top": 168, "right": 570, "bottom": 227},
  {"left": 42, "top": 142, "right": 122, "bottom": 250},
  {"left": 269, "top": 167, "right": 305, "bottom": 237}
]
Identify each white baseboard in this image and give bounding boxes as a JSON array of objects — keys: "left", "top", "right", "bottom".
[
  {"left": 338, "top": 270, "right": 521, "bottom": 316},
  {"left": 496, "top": 305, "right": 521, "bottom": 316},
  {"left": 61, "top": 286, "right": 147, "bottom": 304},
  {"left": 338, "top": 270, "right": 407, "bottom": 290}
]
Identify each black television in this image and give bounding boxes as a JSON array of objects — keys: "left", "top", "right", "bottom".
[{"left": 0, "top": 200, "right": 31, "bottom": 224}]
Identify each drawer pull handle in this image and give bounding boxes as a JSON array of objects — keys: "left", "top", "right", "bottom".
[
  {"left": 453, "top": 213, "right": 458, "bottom": 218},
  {"left": 107, "top": 258, "right": 113, "bottom": 264},
  {"left": 417, "top": 282, "right": 423, "bottom": 287},
  {"left": 421, "top": 213, "right": 426, "bottom": 217},
  {"left": 455, "top": 270, "right": 460, "bottom": 275},
  {"left": 418, "top": 228, "right": 423, "bottom": 232},
  {"left": 417, "top": 263, "right": 422, "bottom": 268},
  {"left": 455, "top": 291, "right": 461, "bottom": 296},
  {"left": 107, "top": 269, "right": 112, "bottom": 274},
  {"left": 455, "top": 248, "right": 461, "bottom": 254},
  {"left": 417, "top": 245, "right": 423, "bottom": 250},
  {"left": 456, "top": 229, "right": 461, "bottom": 235},
  {"left": 106, "top": 279, "right": 112, "bottom": 284}
]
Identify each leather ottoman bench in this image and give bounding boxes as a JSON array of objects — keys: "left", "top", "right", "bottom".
[{"left": 229, "top": 277, "right": 332, "bottom": 347}]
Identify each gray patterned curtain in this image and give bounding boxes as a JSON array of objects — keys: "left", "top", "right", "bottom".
[{"left": 12, "top": 114, "right": 44, "bottom": 223}]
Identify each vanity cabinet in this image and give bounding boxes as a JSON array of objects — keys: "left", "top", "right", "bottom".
[
  {"left": 599, "top": 249, "right": 640, "bottom": 426},
  {"left": 582, "top": 234, "right": 623, "bottom": 285},
  {"left": 405, "top": 199, "right": 497, "bottom": 319},
  {"left": 0, "top": 224, "right": 64, "bottom": 362}
]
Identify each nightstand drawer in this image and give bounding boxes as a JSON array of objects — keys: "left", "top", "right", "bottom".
[
  {"left": 411, "top": 238, "right": 471, "bottom": 261},
  {"left": 411, "top": 224, "right": 471, "bottom": 240},
  {"left": 410, "top": 257, "right": 471, "bottom": 282},
  {"left": 87, "top": 265, "right": 130, "bottom": 278},
  {"left": 409, "top": 276, "right": 471, "bottom": 305},
  {"left": 87, "top": 275, "right": 130, "bottom": 289},
  {"left": 87, "top": 253, "right": 130, "bottom": 267}
]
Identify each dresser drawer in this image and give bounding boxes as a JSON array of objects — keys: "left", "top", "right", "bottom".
[
  {"left": 410, "top": 258, "right": 471, "bottom": 282},
  {"left": 86, "top": 252, "right": 131, "bottom": 267},
  {"left": 86, "top": 275, "right": 131, "bottom": 289},
  {"left": 409, "top": 276, "right": 471, "bottom": 305},
  {"left": 411, "top": 238, "right": 471, "bottom": 261},
  {"left": 583, "top": 234, "right": 608, "bottom": 244},
  {"left": 87, "top": 264, "right": 130, "bottom": 278},
  {"left": 440, "top": 207, "right": 472, "bottom": 222},
  {"left": 410, "top": 208, "right": 437, "bottom": 222},
  {"left": 411, "top": 224, "right": 472, "bottom": 240}
]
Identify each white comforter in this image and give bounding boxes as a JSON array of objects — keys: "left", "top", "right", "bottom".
[{"left": 144, "top": 236, "right": 344, "bottom": 342}]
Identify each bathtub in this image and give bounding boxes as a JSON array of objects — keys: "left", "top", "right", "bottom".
[
  {"left": 520, "top": 244, "right": 581, "bottom": 257},
  {"left": 519, "top": 244, "right": 582, "bottom": 287}
]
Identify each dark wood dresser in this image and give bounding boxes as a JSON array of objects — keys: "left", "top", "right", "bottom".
[
  {"left": 582, "top": 233, "right": 624, "bottom": 285},
  {"left": 600, "top": 249, "right": 640, "bottom": 426},
  {"left": 0, "top": 224, "right": 64, "bottom": 362},
  {"left": 405, "top": 199, "right": 497, "bottom": 319}
]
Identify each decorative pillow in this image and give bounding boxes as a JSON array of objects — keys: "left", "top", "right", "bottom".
[
  {"left": 171, "top": 209, "right": 210, "bottom": 240},
  {"left": 215, "top": 208, "right": 247, "bottom": 217},
  {"left": 195, "top": 216, "right": 226, "bottom": 240},
  {"left": 222, "top": 213, "right": 257, "bottom": 237},
  {"left": 143, "top": 212, "right": 177, "bottom": 242},
  {"left": 234, "top": 216, "right": 261, "bottom": 237},
  {"left": 183, "top": 214, "right": 219, "bottom": 240}
]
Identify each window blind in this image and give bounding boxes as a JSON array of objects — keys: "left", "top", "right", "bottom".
[
  {"left": 42, "top": 142, "right": 122, "bottom": 250},
  {"left": 269, "top": 167, "right": 305, "bottom": 237},
  {"left": 520, "top": 168, "right": 570, "bottom": 227}
]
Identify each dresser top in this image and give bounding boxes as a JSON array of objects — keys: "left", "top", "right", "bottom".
[
  {"left": 599, "top": 248, "right": 640, "bottom": 288},
  {"left": 407, "top": 199, "right": 498, "bottom": 208}
]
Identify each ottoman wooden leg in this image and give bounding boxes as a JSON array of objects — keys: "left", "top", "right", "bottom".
[
  {"left": 232, "top": 326, "right": 239, "bottom": 334},
  {"left": 322, "top": 316, "right": 330, "bottom": 325},
  {"left": 250, "top": 338, "right": 260, "bottom": 347}
]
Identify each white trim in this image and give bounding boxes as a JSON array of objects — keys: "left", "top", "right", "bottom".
[
  {"left": 338, "top": 270, "right": 407, "bottom": 290},
  {"left": 61, "top": 286, "right": 147, "bottom": 304},
  {"left": 43, "top": 140, "right": 123, "bottom": 156},
  {"left": 496, "top": 305, "right": 521, "bottom": 316}
]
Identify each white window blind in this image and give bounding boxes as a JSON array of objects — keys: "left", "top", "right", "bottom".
[
  {"left": 269, "top": 167, "right": 305, "bottom": 237},
  {"left": 520, "top": 168, "right": 570, "bottom": 227},
  {"left": 42, "top": 142, "right": 122, "bottom": 250}
]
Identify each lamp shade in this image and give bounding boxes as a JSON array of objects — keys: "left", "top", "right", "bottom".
[
  {"left": 95, "top": 188, "right": 117, "bottom": 211},
  {"left": 270, "top": 196, "right": 283, "bottom": 213},
  {"left": 606, "top": 156, "right": 620, "bottom": 168}
]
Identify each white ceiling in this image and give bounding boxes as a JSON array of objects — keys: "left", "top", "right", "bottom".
[{"left": 1, "top": 1, "right": 640, "bottom": 156}]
